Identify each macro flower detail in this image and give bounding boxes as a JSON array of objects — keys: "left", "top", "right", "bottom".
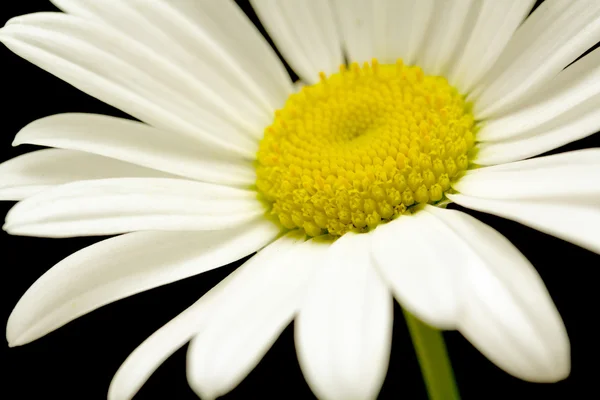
[
  {"left": 1, "top": 0, "right": 599, "bottom": 399},
  {"left": 257, "top": 61, "right": 475, "bottom": 236}
]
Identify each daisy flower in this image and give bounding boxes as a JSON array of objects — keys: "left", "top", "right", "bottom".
[{"left": 2, "top": 0, "right": 599, "bottom": 399}]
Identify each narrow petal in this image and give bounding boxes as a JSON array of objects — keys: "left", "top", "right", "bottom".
[
  {"left": 295, "top": 232, "right": 392, "bottom": 400},
  {"left": 331, "top": 0, "right": 434, "bottom": 65},
  {"left": 425, "top": 207, "right": 569, "bottom": 382},
  {"left": 4, "top": 178, "right": 264, "bottom": 237},
  {"left": 472, "top": 147, "right": 600, "bottom": 172},
  {"left": 478, "top": 47, "right": 600, "bottom": 141},
  {"left": 251, "top": 0, "right": 342, "bottom": 84},
  {"left": 371, "top": 211, "right": 462, "bottom": 329},
  {"left": 7, "top": 219, "right": 281, "bottom": 347},
  {"left": 13, "top": 114, "right": 255, "bottom": 186},
  {"left": 0, "top": 13, "right": 258, "bottom": 157},
  {"left": 447, "top": 0, "right": 535, "bottom": 92},
  {"left": 0, "top": 149, "right": 176, "bottom": 200},
  {"left": 476, "top": 94, "right": 600, "bottom": 165},
  {"left": 448, "top": 193, "right": 600, "bottom": 255},
  {"left": 455, "top": 149, "right": 600, "bottom": 200},
  {"left": 471, "top": 0, "right": 600, "bottom": 118},
  {"left": 51, "top": 0, "right": 292, "bottom": 124},
  {"left": 417, "top": 0, "right": 476, "bottom": 76},
  {"left": 109, "top": 275, "right": 228, "bottom": 400},
  {"left": 187, "top": 234, "right": 328, "bottom": 400}
]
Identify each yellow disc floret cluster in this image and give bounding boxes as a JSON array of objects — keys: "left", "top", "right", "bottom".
[{"left": 256, "top": 59, "right": 475, "bottom": 237}]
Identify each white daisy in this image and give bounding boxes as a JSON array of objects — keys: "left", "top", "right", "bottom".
[{"left": 2, "top": 0, "right": 599, "bottom": 399}]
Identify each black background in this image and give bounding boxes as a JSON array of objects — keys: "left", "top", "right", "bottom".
[{"left": 1, "top": 1, "right": 598, "bottom": 399}]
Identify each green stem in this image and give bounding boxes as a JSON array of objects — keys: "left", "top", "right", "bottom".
[{"left": 403, "top": 309, "right": 461, "bottom": 400}]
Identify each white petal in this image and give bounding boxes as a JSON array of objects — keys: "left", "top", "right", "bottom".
[
  {"left": 187, "top": 234, "right": 328, "bottom": 400},
  {"left": 455, "top": 150, "right": 600, "bottom": 200},
  {"left": 425, "top": 207, "right": 569, "bottom": 382},
  {"left": 417, "top": 0, "right": 476, "bottom": 76},
  {"left": 476, "top": 94, "right": 600, "bottom": 165},
  {"left": 0, "top": 13, "right": 258, "bottom": 158},
  {"left": 13, "top": 114, "right": 255, "bottom": 186},
  {"left": 447, "top": 0, "right": 535, "bottom": 92},
  {"left": 108, "top": 233, "right": 285, "bottom": 400},
  {"left": 0, "top": 149, "right": 176, "bottom": 200},
  {"left": 4, "top": 178, "right": 264, "bottom": 237},
  {"left": 472, "top": 147, "right": 600, "bottom": 172},
  {"left": 295, "top": 232, "right": 392, "bottom": 400},
  {"left": 478, "top": 47, "right": 600, "bottom": 141},
  {"left": 371, "top": 211, "right": 462, "bottom": 329},
  {"left": 448, "top": 193, "right": 600, "bottom": 255},
  {"left": 251, "top": 0, "right": 342, "bottom": 84},
  {"left": 471, "top": 0, "right": 600, "bottom": 118},
  {"left": 109, "top": 277, "right": 227, "bottom": 400},
  {"left": 51, "top": 0, "right": 292, "bottom": 125},
  {"left": 331, "top": 0, "right": 434, "bottom": 65},
  {"left": 7, "top": 218, "right": 281, "bottom": 347}
]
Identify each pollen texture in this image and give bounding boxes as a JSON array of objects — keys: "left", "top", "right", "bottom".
[{"left": 256, "top": 60, "right": 475, "bottom": 237}]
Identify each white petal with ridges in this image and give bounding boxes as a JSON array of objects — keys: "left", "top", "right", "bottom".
[
  {"left": 479, "top": 47, "right": 600, "bottom": 141},
  {"left": 295, "top": 232, "right": 392, "bottom": 400},
  {"left": 455, "top": 150, "right": 600, "bottom": 200},
  {"left": 50, "top": 0, "right": 291, "bottom": 126},
  {"left": 187, "top": 234, "right": 328, "bottom": 400},
  {"left": 251, "top": 0, "right": 342, "bottom": 84},
  {"left": 417, "top": 0, "right": 476, "bottom": 76},
  {"left": 371, "top": 211, "right": 462, "bottom": 329},
  {"left": 447, "top": 0, "right": 535, "bottom": 92},
  {"left": 331, "top": 0, "right": 434, "bottom": 65},
  {"left": 0, "top": 149, "right": 177, "bottom": 200},
  {"left": 425, "top": 207, "right": 569, "bottom": 382},
  {"left": 473, "top": 148, "right": 600, "bottom": 172},
  {"left": 476, "top": 94, "right": 600, "bottom": 165},
  {"left": 4, "top": 178, "right": 264, "bottom": 237},
  {"left": 0, "top": 13, "right": 258, "bottom": 157},
  {"left": 7, "top": 218, "right": 281, "bottom": 347},
  {"left": 448, "top": 193, "right": 600, "bottom": 255},
  {"left": 471, "top": 0, "right": 600, "bottom": 118},
  {"left": 13, "top": 114, "right": 255, "bottom": 186}
]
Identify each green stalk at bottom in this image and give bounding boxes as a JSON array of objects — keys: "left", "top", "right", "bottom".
[{"left": 403, "top": 309, "right": 461, "bottom": 400}]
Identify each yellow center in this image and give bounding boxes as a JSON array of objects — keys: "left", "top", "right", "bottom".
[{"left": 256, "top": 59, "right": 475, "bottom": 237}]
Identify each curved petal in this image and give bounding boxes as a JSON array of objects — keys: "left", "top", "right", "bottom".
[
  {"left": 455, "top": 149, "right": 600, "bottom": 200},
  {"left": 471, "top": 0, "right": 600, "bottom": 118},
  {"left": 371, "top": 211, "right": 462, "bottom": 329},
  {"left": 4, "top": 178, "right": 265, "bottom": 237},
  {"left": 109, "top": 231, "right": 301, "bottom": 400},
  {"left": 478, "top": 47, "right": 600, "bottom": 141},
  {"left": 0, "top": 13, "right": 258, "bottom": 158},
  {"left": 0, "top": 149, "right": 176, "bottom": 200},
  {"left": 13, "top": 114, "right": 255, "bottom": 186},
  {"left": 331, "top": 0, "right": 434, "bottom": 65},
  {"left": 475, "top": 94, "right": 600, "bottom": 165},
  {"left": 51, "top": 0, "right": 292, "bottom": 122},
  {"left": 295, "top": 232, "right": 392, "bottom": 400},
  {"left": 448, "top": 193, "right": 600, "bottom": 255},
  {"left": 447, "top": 0, "right": 535, "bottom": 92},
  {"left": 187, "top": 234, "right": 328, "bottom": 400},
  {"left": 108, "top": 273, "right": 230, "bottom": 400},
  {"left": 425, "top": 207, "right": 569, "bottom": 382},
  {"left": 417, "top": 0, "right": 477, "bottom": 76},
  {"left": 251, "top": 0, "right": 342, "bottom": 84},
  {"left": 7, "top": 218, "right": 281, "bottom": 347}
]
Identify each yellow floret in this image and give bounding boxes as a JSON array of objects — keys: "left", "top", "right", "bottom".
[{"left": 256, "top": 59, "right": 475, "bottom": 236}]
